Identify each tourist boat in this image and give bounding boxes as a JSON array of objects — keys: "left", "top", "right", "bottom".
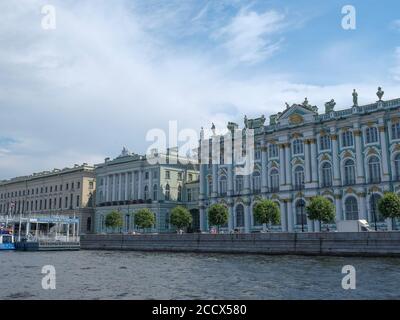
[{"left": 0, "top": 230, "right": 15, "bottom": 250}]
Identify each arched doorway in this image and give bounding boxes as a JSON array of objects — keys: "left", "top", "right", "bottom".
[
  {"left": 236, "top": 204, "right": 245, "bottom": 229},
  {"left": 370, "top": 194, "right": 383, "bottom": 226},
  {"left": 345, "top": 196, "right": 359, "bottom": 220},
  {"left": 295, "top": 199, "right": 306, "bottom": 229},
  {"left": 189, "top": 209, "right": 200, "bottom": 232}
]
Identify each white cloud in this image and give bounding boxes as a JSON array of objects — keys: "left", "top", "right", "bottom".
[
  {"left": 214, "top": 8, "right": 286, "bottom": 64},
  {"left": 0, "top": 0, "right": 399, "bottom": 179}
]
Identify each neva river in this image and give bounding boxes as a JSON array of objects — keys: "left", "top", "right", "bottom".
[{"left": 1, "top": 250, "right": 400, "bottom": 299}]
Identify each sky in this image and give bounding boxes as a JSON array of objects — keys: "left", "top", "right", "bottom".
[{"left": 1, "top": 0, "right": 400, "bottom": 179}]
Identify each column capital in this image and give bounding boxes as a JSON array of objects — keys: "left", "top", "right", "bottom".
[
  {"left": 353, "top": 129, "right": 362, "bottom": 136},
  {"left": 331, "top": 134, "right": 338, "bottom": 140},
  {"left": 378, "top": 126, "right": 385, "bottom": 132}
]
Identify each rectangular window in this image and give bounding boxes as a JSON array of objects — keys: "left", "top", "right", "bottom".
[
  {"left": 365, "top": 127, "right": 378, "bottom": 144},
  {"left": 319, "top": 135, "right": 331, "bottom": 151},
  {"left": 269, "top": 144, "right": 278, "bottom": 158},
  {"left": 76, "top": 195, "right": 80, "bottom": 208},
  {"left": 178, "top": 172, "right": 182, "bottom": 181},
  {"left": 77, "top": 182, "right": 81, "bottom": 189},
  {"left": 342, "top": 131, "right": 354, "bottom": 147},
  {"left": 165, "top": 171, "right": 170, "bottom": 179},
  {"left": 89, "top": 181, "right": 94, "bottom": 189},
  {"left": 392, "top": 123, "right": 400, "bottom": 140}
]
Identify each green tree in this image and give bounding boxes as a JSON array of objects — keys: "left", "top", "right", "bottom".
[
  {"left": 253, "top": 199, "right": 280, "bottom": 231},
  {"left": 378, "top": 192, "right": 400, "bottom": 229},
  {"left": 208, "top": 203, "right": 228, "bottom": 232},
  {"left": 170, "top": 206, "right": 192, "bottom": 231},
  {"left": 134, "top": 208, "right": 155, "bottom": 230},
  {"left": 105, "top": 210, "right": 123, "bottom": 232},
  {"left": 306, "top": 196, "right": 335, "bottom": 231}
]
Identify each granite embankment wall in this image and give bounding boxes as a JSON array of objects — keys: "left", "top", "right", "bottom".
[{"left": 81, "top": 232, "right": 400, "bottom": 257}]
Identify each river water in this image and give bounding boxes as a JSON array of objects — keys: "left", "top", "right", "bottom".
[{"left": 1, "top": 250, "right": 399, "bottom": 299}]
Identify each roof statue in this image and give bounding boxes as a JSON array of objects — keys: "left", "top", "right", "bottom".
[
  {"left": 324, "top": 99, "right": 336, "bottom": 113},
  {"left": 200, "top": 127, "right": 204, "bottom": 140},
  {"left": 352, "top": 89, "right": 358, "bottom": 106},
  {"left": 377, "top": 87, "right": 384, "bottom": 101},
  {"left": 211, "top": 123, "right": 216, "bottom": 136}
]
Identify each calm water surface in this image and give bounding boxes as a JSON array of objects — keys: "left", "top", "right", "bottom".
[{"left": 1, "top": 250, "right": 399, "bottom": 299}]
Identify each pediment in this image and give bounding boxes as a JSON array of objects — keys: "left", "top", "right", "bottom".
[{"left": 276, "top": 104, "right": 318, "bottom": 126}]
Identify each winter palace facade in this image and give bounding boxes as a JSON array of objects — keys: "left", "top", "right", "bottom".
[{"left": 198, "top": 89, "right": 400, "bottom": 233}]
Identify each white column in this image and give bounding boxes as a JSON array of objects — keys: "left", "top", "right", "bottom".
[
  {"left": 131, "top": 171, "right": 136, "bottom": 200},
  {"left": 379, "top": 125, "right": 390, "bottom": 181},
  {"left": 279, "top": 144, "right": 285, "bottom": 186},
  {"left": 310, "top": 139, "right": 318, "bottom": 182},
  {"left": 261, "top": 146, "right": 268, "bottom": 193},
  {"left": 212, "top": 164, "right": 218, "bottom": 198},
  {"left": 354, "top": 129, "right": 365, "bottom": 183},
  {"left": 138, "top": 170, "right": 142, "bottom": 200},
  {"left": 228, "top": 205, "right": 234, "bottom": 231},
  {"left": 200, "top": 206, "right": 206, "bottom": 231},
  {"left": 244, "top": 203, "right": 251, "bottom": 233},
  {"left": 286, "top": 200, "right": 294, "bottom": 232},
  {"left": 112, "top": 175, "right": 116, "bottom": 201},
  {"left": 244, "top": 174, "right": 251, "bottom": 195},
  {"left": 227, "top": 164, "right": 234, "bottom": 196},
  {"left": 102, "top": 176, "right": 106, "bottom": 203},
  {"left": 149, "top": 171, "right": 153, "bottom": 200},
  {"left": 304, "top": 140, "right": 311, "bottom": 183},
  {"left": 280, "top": 201, "right": 287, "bottom": 231},
  {"left": 124, "top": 172, "right": 128, "bottom": 201},
  {"left": 106, "top": 175, "right": 110, "bottom": 201},
  {"left": 118, "top": 173, "right": 122, "bottom": 201},
  {"left": 335, "top": 195, "right": 342, "bottom": 222},
  {"left": 359, "top": 193, "right": 367, "bottom": 220},
  {"left": 285, "top": 143, "right": 292, "bottom": 186},
  {"left": 199, "top": 166, "right": 206, "bottom": 199},
  {"left": 331, "top": 134, "right": 340, "bottom": 186}
]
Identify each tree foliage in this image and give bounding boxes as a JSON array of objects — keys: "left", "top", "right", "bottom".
[
  {"left": 105, "top": 210, "right": 123, "bottom": 229},
  {"left": 306, "top": 196, "right": 335, "bottom": 224},
  {"left": 378, "top": 192, "right": 400, "bottom": 220},
  {"left": 134, "top": 208, "right": 155, "bottom": 229},
  {"left": 170, "top": 206, "right": 192, "bottom": 229},
  {"left": 253, "top": 199, "right": 280, "bottom": 226},
  {"left": 208, "top": 203, "right": 228, "bottom": 228}
]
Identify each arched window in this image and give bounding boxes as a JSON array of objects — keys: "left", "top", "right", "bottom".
[
  {"left": 153, "top": 184, "right": 158, "bottom": 201},
  {"left": 344, "top": 159, "right": 356, "bottom": 185},
  {"left": 321, "top": 162, "right": 332, "bottom": 187},
  {"left": 368, "top": 156, "right": 381, "bottom": 183},
  {"left": 342, "top": 131, "right": 354, "bottom": 147},
  {"left": 236, "top": 204, "right": 245, "bottom": 228},
  {"left": 395, "top": 154, "right": 400, "bottom": 181},
  {"left": 295, "top": 199, "right": 306, "bottom": 226},
  {"left": 177, "top": 185, "right": 182, "bottom": 202},
  {"left": 219, "top": 176, "right": 227, "bottom": 195},
  {"left": 292, "top": 139, "right": 304, "bottom": 155},
  {"left": 345, "top": 197, "right": 358, "bottom": 220},
  {"left": 270, "top": 169, "right": 279, "bottom": 192},
  {"left": 235, "top": 176, "right": 243, "bottom": 194},
  {"left": 294, "top": 166, "right": 304, "bottom": 190},
  {"left": 252, "top": 171, "right": 261, "bottom": 193},
  {"left": 365, "top": 127, "right": 378, "bottom": 144},
  {"left": 144, "top": 185, "right": 149, "bottom": 200},
  {"left": 370, "top": 194, "right": 384, "bottom": 223},
  {"left": 165, "top": 184, "right": 170, "bottom": 201}
]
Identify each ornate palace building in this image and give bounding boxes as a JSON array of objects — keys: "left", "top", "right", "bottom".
[
  {"left": 94, "top": 148, "right": 199, "bottom": 233},
  {"left": 0, "top": 164, "right": 96, "bottom": 234},
  {"left": 199, "top": 88, "right": 400, "bottom": 232}
]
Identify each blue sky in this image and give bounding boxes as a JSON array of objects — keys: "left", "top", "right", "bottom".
[{"left": 1, "top": 0, "right": 400, "bottom": 178}]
